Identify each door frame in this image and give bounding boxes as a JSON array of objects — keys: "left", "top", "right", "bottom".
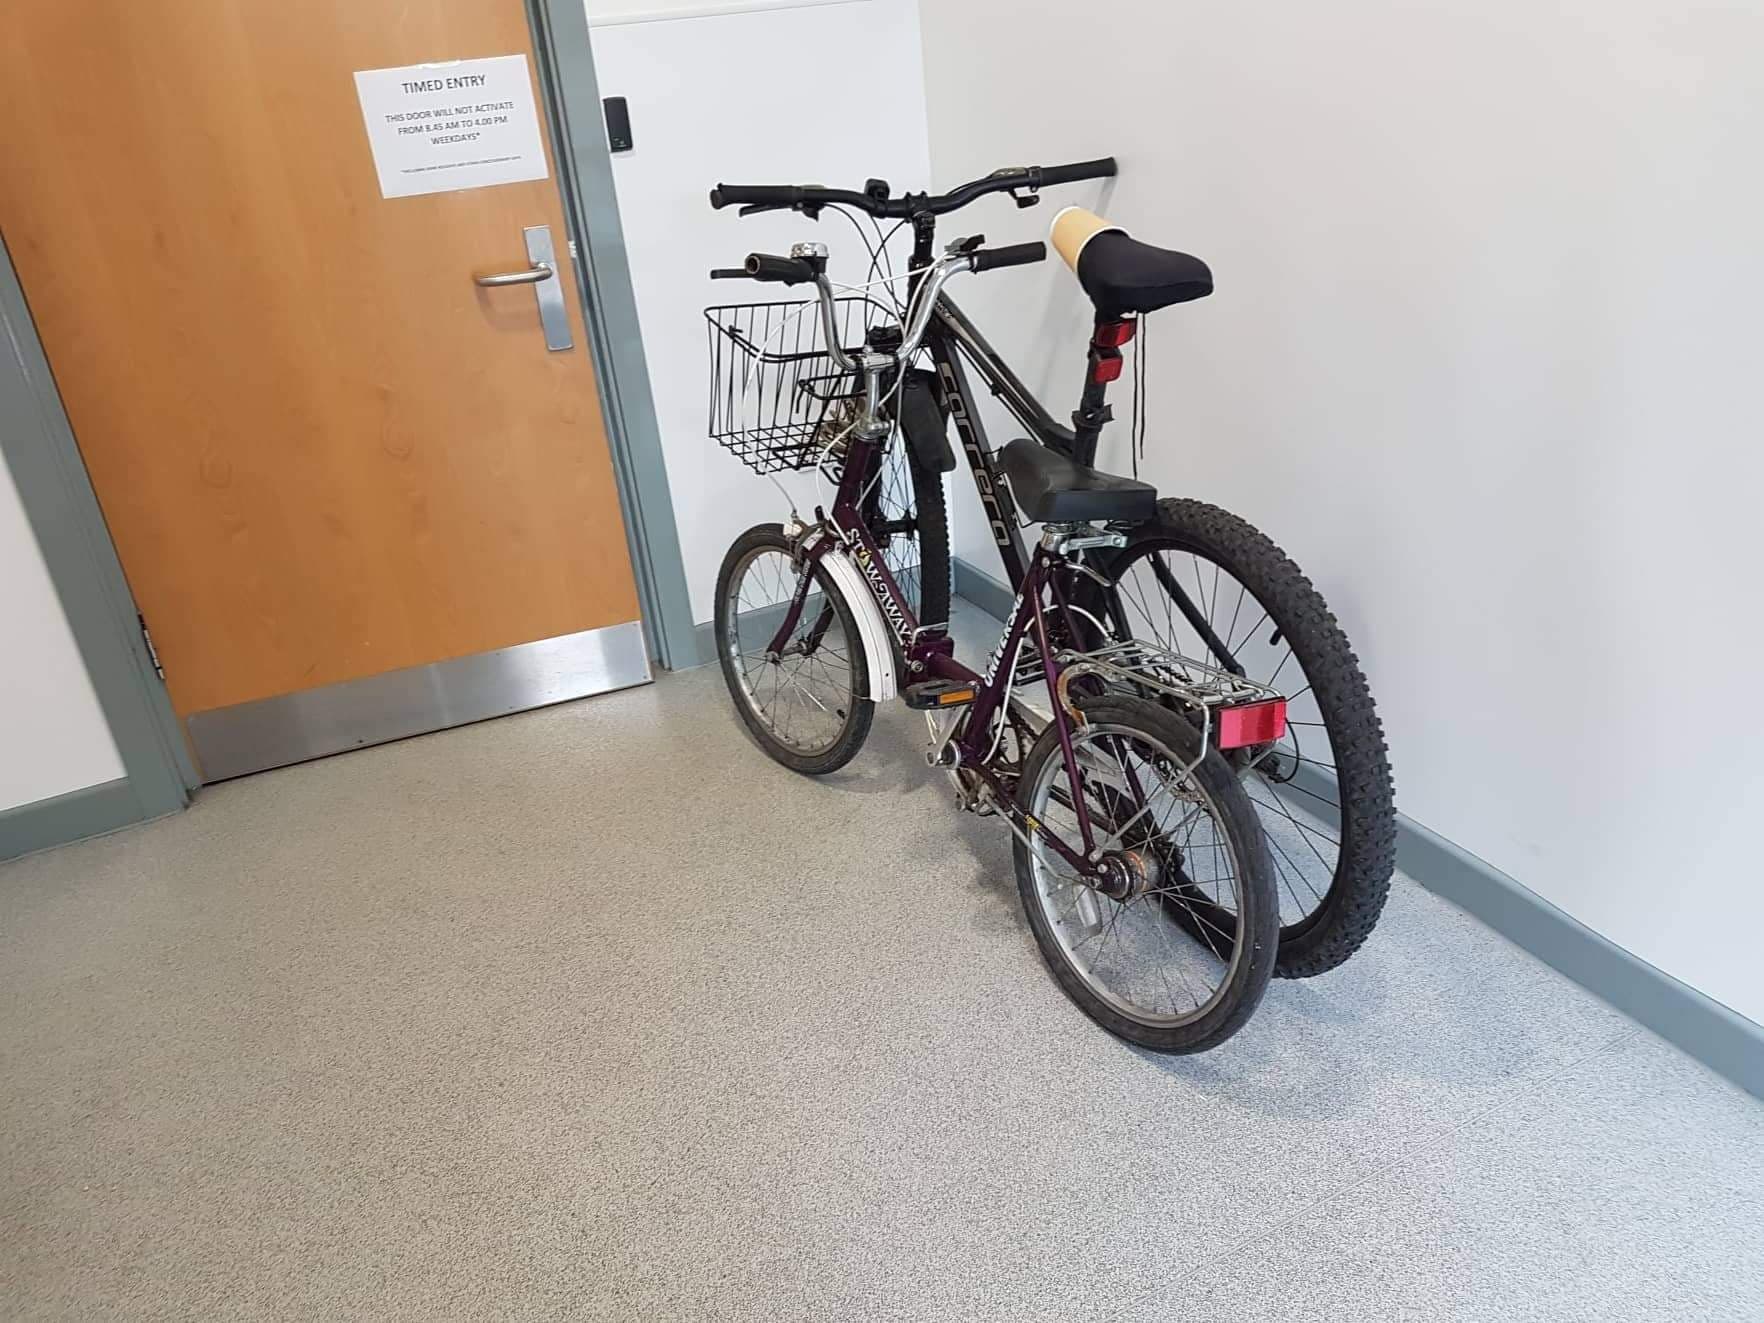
[
  {"left": 0, "top": 1, "right": 693, "bottom": 845},
  {"left": 528, "top": 0, "right": 696, "bottom": 672},
  {"left": 0, "top": 234, "right": 197, "bottom": 834}
]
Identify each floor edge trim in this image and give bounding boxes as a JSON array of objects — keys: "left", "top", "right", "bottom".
[
  {"left": 0, "top": 778, "right": 165, "bottom": 863},
  {"left": 953, "top": 554, "right": 1764, "bottom": 1101}
]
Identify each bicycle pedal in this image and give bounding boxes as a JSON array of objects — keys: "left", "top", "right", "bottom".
[{"left": 902, "top": 679, "right": 977, "bottom": 711}]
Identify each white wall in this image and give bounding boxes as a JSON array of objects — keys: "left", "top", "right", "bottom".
[
  {"left": 919, "top": 1, "right": 1764, "bottom": 1023},
  {"left": 0, "top": 450, "right": 125, "bottom": 810},
  {"left": 590, "top": 0, "right": 931, "bottom": 622}
]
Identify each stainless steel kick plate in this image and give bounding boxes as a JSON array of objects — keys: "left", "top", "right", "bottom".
[{"left": 186, "top": 619, "right": 650, "bottom": 781}]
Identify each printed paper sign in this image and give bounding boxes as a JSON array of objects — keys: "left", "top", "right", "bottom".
[{"left": 353, "top": 55, "right": 550, "bottom": 199}]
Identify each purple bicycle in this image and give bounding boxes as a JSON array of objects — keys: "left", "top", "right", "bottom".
[
  {"left": 706, "top": 162, "right": 1397, "bottom": 986},
  {"left": 702, "top": 187, "right": 1297, "bottom": 1052}
]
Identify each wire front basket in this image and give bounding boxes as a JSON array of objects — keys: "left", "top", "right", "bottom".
[{"left": 704, "top": 297, "right": 888, "bottom": 476}]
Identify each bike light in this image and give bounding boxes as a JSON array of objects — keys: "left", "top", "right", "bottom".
[
  {"left": 1216, "top": 698, "right": 1287, "bottom": 750},
  {"left": 1093, "top": 319, "right": 1137, "bottom": 349}
]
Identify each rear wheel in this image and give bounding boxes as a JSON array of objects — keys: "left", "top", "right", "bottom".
[
  {"left": 1098, "top": 499, "right": 1396, "bottom": 978},
  {"left": 1013, "top": 694, "right": 1278, "bottom": 1053},
  {"left": 715, "top": 524, "right": 873, "bottom": 775}
]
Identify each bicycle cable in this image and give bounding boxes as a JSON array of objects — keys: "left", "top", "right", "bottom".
[
  {"left": 826, "top": 206, "right": 909, "bottom": 318},
  {"left": 1130, "top": 314, "right": 1150, "bottom": 478}
]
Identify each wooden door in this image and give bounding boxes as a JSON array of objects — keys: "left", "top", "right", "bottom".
[{"left": 1, "top": 1, "right": 644, "bottom": 778}]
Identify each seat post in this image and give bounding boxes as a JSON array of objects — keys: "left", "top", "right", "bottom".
[{"left": 1070, "top": 315, "right": 1135, "bottom": 467}]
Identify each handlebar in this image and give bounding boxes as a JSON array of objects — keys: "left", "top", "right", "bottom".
[
  {"left": 708, "top": 157, "right": 1116, "bottom": 219},
  {"left": 706, "top": 184, "right": 807, "bottom": 211},
  {"left": 1035, "top": 160, "right": 1119, "bottom": 188},
  {"left": 971, "top": 241, "right": 1046, "bottom": 273},
  {"left": 712, "top": 241, "right": 1044, "bottom": 287},
  {"left": 739, "top": 253, "right": 818, "bottom": 284},
  {"left": 708, "top": 241, "right": 1044, "bottom": 382}
]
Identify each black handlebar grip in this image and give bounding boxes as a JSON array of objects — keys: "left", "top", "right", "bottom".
[
  {"left": 711, "top": 183, "right": 803, "bottom": 210},
  {"left": 971, "top": 241, "right": 1047, "bottom": 274},
  {"left": 1036, "top": 158, "right": 1118, "bottom": 187},
  {"left": 744, "top": 253, "right": 817, "bottom": 284}
]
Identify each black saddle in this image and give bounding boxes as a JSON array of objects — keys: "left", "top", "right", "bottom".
[
  {"left": 1077, "top": 231, "right": 1213, "bottom": 318},
  {"left": 998, "top": 438, "right": 1156, "bottom": 523}
]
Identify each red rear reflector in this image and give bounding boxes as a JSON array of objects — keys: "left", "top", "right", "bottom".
[
  {"left": 1093, "top": 319, "right": 1137, "bottom": 348},
  {"left": 1216, "top": 699, "right": 1287, "bottom": 750},
  {"left": 1090, "top": 353, "right": 1124, "bottom": 384}
]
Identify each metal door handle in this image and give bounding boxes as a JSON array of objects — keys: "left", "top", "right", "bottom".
[
  {"left": 473, "top": 226, "right": 573, "bottom": 351},
  {"left": 474, "top": 263, "right": 554, "bottom": 287}
]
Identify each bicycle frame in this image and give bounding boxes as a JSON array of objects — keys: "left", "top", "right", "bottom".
[
  {"left": 761, "top": 432, "right": 1108, "bottom": 878},
  {"left": 920, "top": 296, "right": 1061, "bottom": 589},
  {"left": 918, "top": 295, "right": 1248, "bottom": 677}
]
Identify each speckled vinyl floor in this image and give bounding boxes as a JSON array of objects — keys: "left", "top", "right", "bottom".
[{"left": 3, "top": 602, "right": 1761, "bottom": 1320}]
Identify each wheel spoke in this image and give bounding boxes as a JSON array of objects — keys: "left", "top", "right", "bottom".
[
  {"left": 1259, "top": 818, "right": 1327, "bottom": 903},
  {"left": 1247, "top": 785, "right": 1341, "bottom": 855},
  {"left": 1265, "top": 774, "right": 1340, "bottom": 813},
  {"left": 1266, "top": 841, "right": 1315, "bottom": 913},
  {"left": 1228, "top": 606, "right": 1271, "bottom": 657}
]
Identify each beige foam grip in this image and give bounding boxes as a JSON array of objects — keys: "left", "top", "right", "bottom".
[{"left": 1050, "top": 206, "right": 1127, "bottom": 274}]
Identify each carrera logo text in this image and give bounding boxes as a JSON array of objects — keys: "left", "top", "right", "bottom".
[{"left": 938, "top": 360, "right": 1014, "bottom": 549}]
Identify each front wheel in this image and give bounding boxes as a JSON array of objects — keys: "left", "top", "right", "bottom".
[
  {"left": 859, "top": 430, "right": 951, "bottom": 629},
  {"left": 715, "top": 524, "right": 874, "bottom": 775},
  {"left": 1013, "top": 694, "right": 1279, "bottom": 1054}
]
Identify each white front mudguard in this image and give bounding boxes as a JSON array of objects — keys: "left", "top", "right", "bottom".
[{"left": 810, "top": 540, "right": 899, "bottom": 703}]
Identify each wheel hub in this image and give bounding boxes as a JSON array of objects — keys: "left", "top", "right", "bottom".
[{"left": 1095, "top": 846, "right": 1162, "bottom": 902}]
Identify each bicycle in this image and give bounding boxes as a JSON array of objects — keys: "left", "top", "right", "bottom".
[{"left": 705, "top": 160, "right": 1396, "bottom": 981}]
